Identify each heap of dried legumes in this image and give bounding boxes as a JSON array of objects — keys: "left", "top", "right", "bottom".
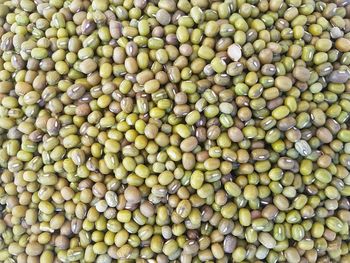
[{"left": 0, "top": 0, "right": 350, "bottom": 262}]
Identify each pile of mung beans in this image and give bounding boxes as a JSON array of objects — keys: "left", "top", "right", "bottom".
[{"left": 0, "top": 0, "right": 350, "bottom": 262}]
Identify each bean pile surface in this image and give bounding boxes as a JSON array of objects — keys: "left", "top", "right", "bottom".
[{"left": 0, "top": 0, "right": 350, "bottom": 262}]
